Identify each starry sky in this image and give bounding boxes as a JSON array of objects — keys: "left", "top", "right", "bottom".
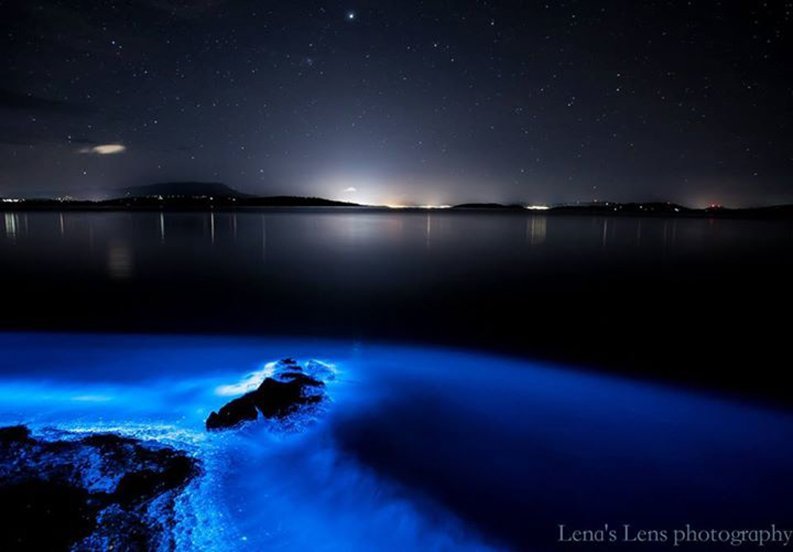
[{"left": 1, "top": 0, "right": 792, "bottom": 206}]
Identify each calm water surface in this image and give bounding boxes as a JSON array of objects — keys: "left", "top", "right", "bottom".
[{"left": 1, "top": 209, "right": 790, "bottom": 394}]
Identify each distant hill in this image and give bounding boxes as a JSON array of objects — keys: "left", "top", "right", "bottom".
[
  {"left": 549, "top": 202, "right": 690, "bottom": 215},
  {"left": 2, "top": 188, "right": 791, "bottom": 217},
  {"left": 120, "top": 182, "right": 245, "bottom": 199},
  {"left": 112, "top": 183, "right": 360, "bottom": 207}
]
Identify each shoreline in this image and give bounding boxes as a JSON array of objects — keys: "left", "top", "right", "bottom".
[{"left": 3, "top": 203, "right": 793, "bottom": 220}]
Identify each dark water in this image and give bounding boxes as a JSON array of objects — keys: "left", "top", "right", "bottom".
[
  {"left": 1, "top": 209, "right": 791, "bottom": 397},
  {"left": 1, "top": 210, "right": 793, "bottom": 550}
]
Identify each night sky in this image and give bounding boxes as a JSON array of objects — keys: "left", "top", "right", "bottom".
[{"left": 1, "top": 1, "right": 792, "bottom": 206}]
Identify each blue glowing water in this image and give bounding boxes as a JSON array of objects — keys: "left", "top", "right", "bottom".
[{"left": 1, "top": 333, "right": 792, "bottom": 550}]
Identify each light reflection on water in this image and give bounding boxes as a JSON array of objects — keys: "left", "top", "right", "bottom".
[
  {"left": 2, "top": 332, "right": 793, "bottom": 550},
  {"left": 3, "top": 213, "right": 18, "bottom": 241},
  {"left": 3, "top": 209, "right": 788, "bottom": 271}
]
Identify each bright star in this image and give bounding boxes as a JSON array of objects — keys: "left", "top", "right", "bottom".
[{"left": 347, "top": 11, "right": 356, "bottom": 21}]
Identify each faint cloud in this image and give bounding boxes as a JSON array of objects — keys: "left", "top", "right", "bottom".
[
  {"left": 79, "top": 144, "right": 127, "bottom": 155},
  {"left": 342, "top": 187, "right": 357, "bottom": 193}
]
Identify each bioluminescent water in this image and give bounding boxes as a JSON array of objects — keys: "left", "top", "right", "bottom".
[{"left": 2, "top": 332, "right": 793, "bottom": 550}]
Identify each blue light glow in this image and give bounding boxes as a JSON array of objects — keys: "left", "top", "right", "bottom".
[{"left": 1, "top": 333, "right": 792, "bottom": 550}]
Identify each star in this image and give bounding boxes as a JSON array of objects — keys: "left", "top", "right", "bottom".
[{"left": 346, "top": 11, "right": 356, "bottom": 21}]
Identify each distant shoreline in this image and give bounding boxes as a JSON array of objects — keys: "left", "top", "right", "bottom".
[
  {"left": 2, "top": 200, "right": 793, "bottom": 219},
  {"left": 5, "top": 183, "right": 790, "bottom": 219}
]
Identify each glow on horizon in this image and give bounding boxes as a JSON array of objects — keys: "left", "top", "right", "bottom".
[
  {"left": 384, "top": 204, "right": 452, "bottom": 209},
  {"left": 526, "top": 204, "right": 550, "bottom": 210}
]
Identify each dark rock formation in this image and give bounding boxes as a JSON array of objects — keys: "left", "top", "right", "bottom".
[
  {"left": 0, "top": 425, "right": 32, "bottom": 443},
  {"left": 113, "top": 454, "right": 196, "bottom": 507},
  {"left": 253, "top": 376, "right": 324, "bottom": 418},
  {"left": 0, "top": 425, "right": 199, "bottom": 551},
  {"left": 0, "top": 479, "right": 98, "bottom": 551},
  {"left": 205, "top": 394, "right": 259, "bottom": 430},
  {"left": 206, "top": 358, "right": 331, "bottom": 430}
]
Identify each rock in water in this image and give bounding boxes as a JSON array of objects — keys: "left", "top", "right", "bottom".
[
  {"left": 205, "top": 394, "right": 259, "bottom": 430},
  {"left": 0, "top": 425, "right": 199, "bottom": 551},
  {"left": 206, "top": 358, "right": 331, "bottom": 430}
]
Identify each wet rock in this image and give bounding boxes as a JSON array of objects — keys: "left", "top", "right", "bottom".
[
  {"left": 206, "top": 394, "right": 258, "bottom": 430},
  {"left": 304, "top": 359, "right": 337, "bottom": 381},
  {"left": 206, "top": 358, "right": 331, "bottom": 430},
  {"left": 0, "top": 425, "right": 199, "bottom": 551},
  {"left": 0, "top": 479, "right": 98, "bottom": 551},
  {"left": 113, "top": 453, "right": 196, "bottom": 506},
  {"left": 252, "top": 376, "right": 323, "bottom": 418},
  {"left": 0, "top": 425, "right": 31, "bottom": 444}
]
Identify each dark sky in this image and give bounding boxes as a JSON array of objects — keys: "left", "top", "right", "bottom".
[{"left": 1, "top": 0, "right": 791, "bottom": 206}]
